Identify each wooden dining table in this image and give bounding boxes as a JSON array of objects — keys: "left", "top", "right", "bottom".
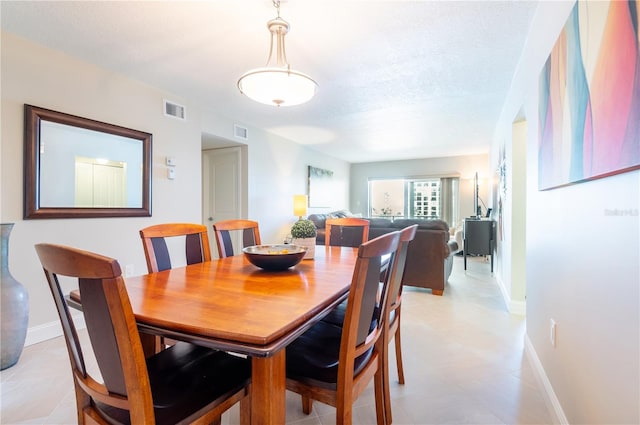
[{"left": 122, "top": 245, "right": 359, "bottom": 425}]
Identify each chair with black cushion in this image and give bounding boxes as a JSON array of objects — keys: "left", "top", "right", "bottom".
[
  {"left": 381, "top": 224, "right": 417, "bottom": 422},
  {"left": 212, "top": 219, "right": 261, "bottom": 258},
  {"left": 35, "top": 243, "right": 251, "bottom": 425},
  {"left": 139, "top": 223, "right": 212, "bottom": 273},
  {"left": 325, "top": 217, "right": 370, "bottom": 247},
  {"left": 318, "top": 225, "right": 418, "bottom": 422},
  {"left": 285, "top": 231, "right": 401, "bottom": 425}
]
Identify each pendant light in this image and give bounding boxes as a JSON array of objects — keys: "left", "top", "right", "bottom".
[{"left": 237, "top": 0, "right": 317, "bottom": 107}]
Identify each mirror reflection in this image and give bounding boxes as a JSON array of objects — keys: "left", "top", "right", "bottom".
[
  {"left": 24, "top": 105, "right": 152, "bottom": 219},
  {"left": 39, "top": 121, "right": 143, "bottom": 208}
]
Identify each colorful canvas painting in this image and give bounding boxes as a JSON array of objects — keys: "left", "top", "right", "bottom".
[{"left": 538, "top": 0, "right": 640, "bottom": 190}]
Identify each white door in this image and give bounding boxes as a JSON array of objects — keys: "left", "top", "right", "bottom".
[
  {"left": 75, "top": 158, "right": 127, "bottom": 207},
  {"left": 202, "top": 147, "right": 242, "bottom": 258}
]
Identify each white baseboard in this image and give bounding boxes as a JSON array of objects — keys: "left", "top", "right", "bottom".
[
  {"left": 524, "top": 335, "right": 569, "bottom": 425},
  {"left": 495, "top": 275, "right": 526, "bottom": 316},
  {"left": 25, "top": 313, "right": 86, "bottom": 346}
]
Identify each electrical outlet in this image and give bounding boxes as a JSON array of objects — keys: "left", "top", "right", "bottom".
[
  {"left": 550, "top": 319, "right": 557, "bottom": 347},
  {"left": 125, "top": 264, "right": 134, "bottom": 277}
]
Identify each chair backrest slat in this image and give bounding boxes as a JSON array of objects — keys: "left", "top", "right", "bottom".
[
  {"left": 150, "top": 237, "right": 172, "bottom": 271},
  {"left": 185, "top": 233, "right": 205, "bottom": 265},
  {"left": 357, "top": 256, "right": 385, "bottom": 344},
  {"left": 243, "top": 228, "right": 259, "bottom": 247},
  {"left": 386, "top": 224, "right": 418, "bottom": 310},
  {"left": 79, "top": 276, "right": 128, "bottom": 395}
]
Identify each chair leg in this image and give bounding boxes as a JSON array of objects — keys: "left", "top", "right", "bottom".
[
  {"left": 394, "top": 309, "right": 405, "bottom": 385},
  {"left": 374, "top": 365, "right": 388, "bottom": 425},
  {"left": 302, "top": 395, "right": 313, "bottom": 414},
  {"left": 336, "top": 393, "right": 355, "bottom": 425},
  {"left": 239, "top": 394, "right": 251, "bottom": 425}
]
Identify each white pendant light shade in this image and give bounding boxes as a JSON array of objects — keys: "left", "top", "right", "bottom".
[
  {"left": 237, "top": 2, "right": 317, "bottom": 107},
  {"left": 238, "top": 68, "right": 317, "bottom": 107}
]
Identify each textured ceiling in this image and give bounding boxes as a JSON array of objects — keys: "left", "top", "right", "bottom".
[{"left": 1, "top": 1, "right": 539, "bottom": 163}]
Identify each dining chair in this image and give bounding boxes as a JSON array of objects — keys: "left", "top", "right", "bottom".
[
  {"left": 381, "top": 224, "right": 417, "bottom": 423},
  {"left": 139, "top": 223, "right": 212, "bottom": 273},
  {"left": 35, "top": 243, "right": 251, "bottom": 425},
  {"left": 285, "top": 231, "right": 401, "bottom": 425},
  {"left": 318, "top": 225, "right": 418, "bottom": 422},
  {"left": 138, "top": 223, "right": 213, "bottom": 351},
  {"left": 325, "top": 217, "right": 370, "bottom": 247},
  {"left": 212, "top": 219, "right": 261, "bottom": 258},
  {"left": 322, "top": 224, "right": 418, "bottom": 377}
]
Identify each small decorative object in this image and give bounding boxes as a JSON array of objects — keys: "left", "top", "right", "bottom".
[
  {"left": 1, "top": 223, "right": 29, "bottom": 370},
  {"left": 291, "top": 219, "right": 317, "bottom": 259},
  {"left": 243, "top": 245, "right": 306, "bottom": 271}
]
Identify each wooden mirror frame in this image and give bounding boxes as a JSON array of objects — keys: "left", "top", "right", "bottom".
[{"left": 24, "top": 105, "right": 152, "bottom": 219}]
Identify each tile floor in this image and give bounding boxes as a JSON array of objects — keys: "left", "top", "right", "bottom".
[{"left": 0, "top": 256, "right": 553, "bottom": 424}]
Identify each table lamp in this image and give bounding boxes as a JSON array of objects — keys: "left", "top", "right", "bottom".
[{"left": 293, "top": 195, "right": 308, "bottom": 220}]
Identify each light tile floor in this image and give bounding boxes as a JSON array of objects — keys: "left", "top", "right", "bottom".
[{"left": 0, "top": 256, "right": 552, "bottom": 424}]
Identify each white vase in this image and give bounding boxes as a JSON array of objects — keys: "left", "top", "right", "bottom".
[{"left": 292, "top": 237, "right": 316, "bottom": 259}]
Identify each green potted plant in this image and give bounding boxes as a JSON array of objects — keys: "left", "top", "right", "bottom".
[{"left": 290, "top": 219, "right": 317, "bottom": 259}]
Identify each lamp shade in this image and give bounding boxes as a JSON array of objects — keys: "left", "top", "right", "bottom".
[
  {"left": 293, "top": 195, "right": 308, "bottom": 218},
  {"left": 238, "top": 68, "right": 317, "bottom": 107}
]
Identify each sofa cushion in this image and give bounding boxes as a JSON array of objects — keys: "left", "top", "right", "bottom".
[
  {"left": 308, "top": 210, "right": 354, "bottom": 229},
  {"left": 391, "top": 218, "right": 449, "bottom": 233},
  {"left": 367, "top": 218, "right": 393, "bottom": 228},
  {"left": 307, "top": 213, "right": 330, "bottom": 229}
]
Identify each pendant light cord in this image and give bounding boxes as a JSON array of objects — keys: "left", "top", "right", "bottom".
[{"left": 273, "top": 0, "right": 281, "bottom": 18}]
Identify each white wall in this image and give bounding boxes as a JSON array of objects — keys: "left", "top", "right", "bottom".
[
  {"left": 492, "top": 1, "right": 640, "bottom": 423},
  {"left": 350, "top": 154, "right": 490, "bottom": 227},
  {"left": 200, "top": 112, "right": 350, "bottom": 243},
  {"left": 1, "top": 32, "right": 349, "bottom": 344},
  {"left": 493, "top": 120, "right": 527, "bottom": 315}
]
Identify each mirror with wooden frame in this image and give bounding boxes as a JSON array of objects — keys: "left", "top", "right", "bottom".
[{"left": 24, "top": 105, "right": 152, "bottom": 219}]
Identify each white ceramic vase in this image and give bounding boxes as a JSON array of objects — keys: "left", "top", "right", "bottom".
[{"left": 292, "top": 237, "right": 316, "bottom": 259}]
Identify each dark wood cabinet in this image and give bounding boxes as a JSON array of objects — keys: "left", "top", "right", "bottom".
[{"left": 463, "top": 219, "right": 495, "bottom": 272}]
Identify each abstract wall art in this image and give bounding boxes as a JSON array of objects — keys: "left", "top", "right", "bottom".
[
  {"left": 307, "top": 166, "right": 334, "bottom": 208},
  {"left": 538, "top": 0, "right": 640, "bottom": 190}
]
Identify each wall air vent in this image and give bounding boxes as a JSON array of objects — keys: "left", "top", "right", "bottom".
[
  {"left": 163, "top": 99, "right": 186, "bottom": 120},
  {"left": 234, "top": 125, "right": 248, "bottom": 140}
]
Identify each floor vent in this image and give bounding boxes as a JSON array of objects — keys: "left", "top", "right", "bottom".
[
  {"left": 164, "top": 99, "right": 186, "bottom": 120},
  {"left": 234, "top": 125, "right": 248, "bottom": 140}
]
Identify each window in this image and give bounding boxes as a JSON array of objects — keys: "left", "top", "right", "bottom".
[{"left": 368, "top": 177, "right": 459, "bottom": 226}]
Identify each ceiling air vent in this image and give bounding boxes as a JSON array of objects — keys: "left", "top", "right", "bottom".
[
  {"left": 234, "top": 125, "right": 248, "bottom": 140},
  {"left": 163, "top": 99, "right": 186, "bottom": 120}
]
